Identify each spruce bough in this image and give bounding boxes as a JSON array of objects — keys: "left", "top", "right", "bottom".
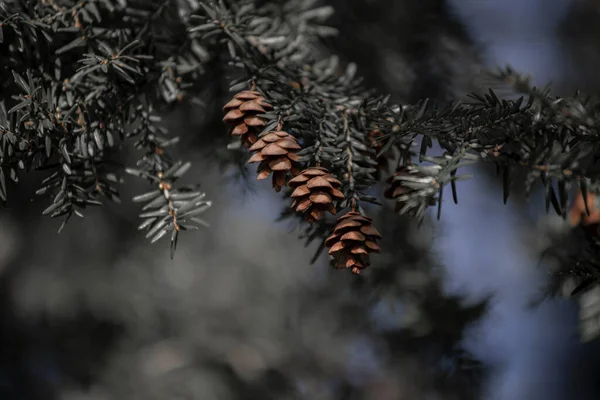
[{"left": 1, "top": 0, "right": 600, "bottom": 288}]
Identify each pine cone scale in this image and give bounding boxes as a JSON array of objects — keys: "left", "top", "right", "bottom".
[
  {"left": 329, "top": 241, "right": 345, "bottom": 253},
  {"left": 244, "top": 116, "right": 266, "bottom": 127},
  {"left": 223, "top": 98, "right": 244, "bottom": 110},
  {"left": 276, "top": 139, "right": 302, "bottom": 150},
  {"left": 263, "top": 133, "right": 283, "bottom": 142},
  {"left": 295, "top": 198, "right": 312, "bottom": 212},
  {"left": 268, "top": 157, "right": 292, "bottom": 170},
  {"left": 335, "top": 219, "right": 361, "bottom": 230},
  {"left": 351, "top": 247, "right": 368, "bottom": 255},
  {"left": 309, "top": 192, "right": 332, "bottom": 204},
  {"left": 273, "top": 171, "right": 286, "bottom": 189},
  {"left": 365, "top": 241, "right": 380, "bottom": 251},
  {"left": 291, "top": 185, "right": 310, "bottom": 197},
  {"left": 231, "top": 124, "right": 249, "bottom": 135},
  {"left": 247, "top": 152, "right": 266, "bottom": 163},
  {"left": 261, "top": 143, "right": 288, "bottom": 156},
  {"left": 289, "top": 176, "right": 309, "bottom": 185},
  {"left": 360, "top": 224, "right": 381, "bottom": 237},
  {"left": 239, "top": 101, "right": 267, "bottom": 113},
  {"left": 234, "top": 90, "right": 261, "bottom": 100},
  {"left": 330, "top": 188, "right": 344, "bottom": 198},
  {"left": 257, "top": 169, "right": 271, "bottom": 180},
  {"left": 306, "top": 176, "right": 332, "bottom": 189},
  {"left": 340, "top": 231, "right": 365, "bottom": 241},
  {"left": 223, "top": 109, "right": 245, "bottom": 121}
]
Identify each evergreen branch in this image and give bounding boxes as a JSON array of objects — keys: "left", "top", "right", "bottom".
[
  {"left": 0, "top": 0, "right": 213, "bottom": 254},
  {"left": 5, "top": 0, "right": 600, "bottom": 272},
  {"left": 126, "top": 106, "right": 211, "bottom": 257}
]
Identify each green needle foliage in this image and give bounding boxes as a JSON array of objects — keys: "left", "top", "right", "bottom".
[
  {"left": 1, "top": 0, "right": 213, "bottom": 252},
  {"left": 2, "top": 0, "right": 600, "bottom": 331}
]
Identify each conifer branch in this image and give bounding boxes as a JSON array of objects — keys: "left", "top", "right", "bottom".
[{"left": 3, "top": 0, "right": 600, "bottom": 279}]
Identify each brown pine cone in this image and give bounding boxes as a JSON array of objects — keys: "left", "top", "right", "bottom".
[
  {"left": 223, "top": 90, "right": 273, "bottom": 147},
  {"left": 248, "top": 131, "right": 301, "bottom": 192},
  {"left": 384, "top": 166, "right": 411, "bottom": 201},
  {"left": 325, "top": 211, "right": 381, "bottom": 274},
  {"left": 384, "top": 166, "right": 436, "bottom": 214},
  {"left": 288, "top": 167, "right": 345, "bottom": 223}
]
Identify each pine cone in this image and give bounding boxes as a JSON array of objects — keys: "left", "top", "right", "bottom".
[
  {"left": 223, "top": 90, "right": 273, "bottom": 147},
  {"left": 288, "top": 167, "right": 345, "bottom": 223},
  {"left": 384, "top": 166, "right": 436, "bottom": 214},
  {"left": 384, "top": 166, "right": 411, "bottom": 199},
  {"left": 248, "top": 131, "right": 301, "bottom": 192},
  {"left": 325, "top": 211, "right": 381, "bottom": 274}
]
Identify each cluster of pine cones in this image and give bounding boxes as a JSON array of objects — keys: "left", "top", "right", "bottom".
[
  {"left": 223, "top": 89, "right": 600, "bottom": 276},
  {"left": 222, "top": 89, "right": 383, "bottom": 273}
]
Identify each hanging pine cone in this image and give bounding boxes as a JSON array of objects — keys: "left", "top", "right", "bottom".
[
  {"left": 384, "top": 166, "right": 436, "bottom": 215},
  {"left": 288, "top": 167, "right": 345, "bottom": 223},
  {"left": 384, "top": 166, "right": 411, "bottom": 201},
  {"left": 325, "top": 211, "right": 381, "bottom": 274},
  {"left": 248, "top": 131, "right": 301, "bottom": 192},
  {"left": 222, "top": 90, "right": 273, "bottom": 147}
]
